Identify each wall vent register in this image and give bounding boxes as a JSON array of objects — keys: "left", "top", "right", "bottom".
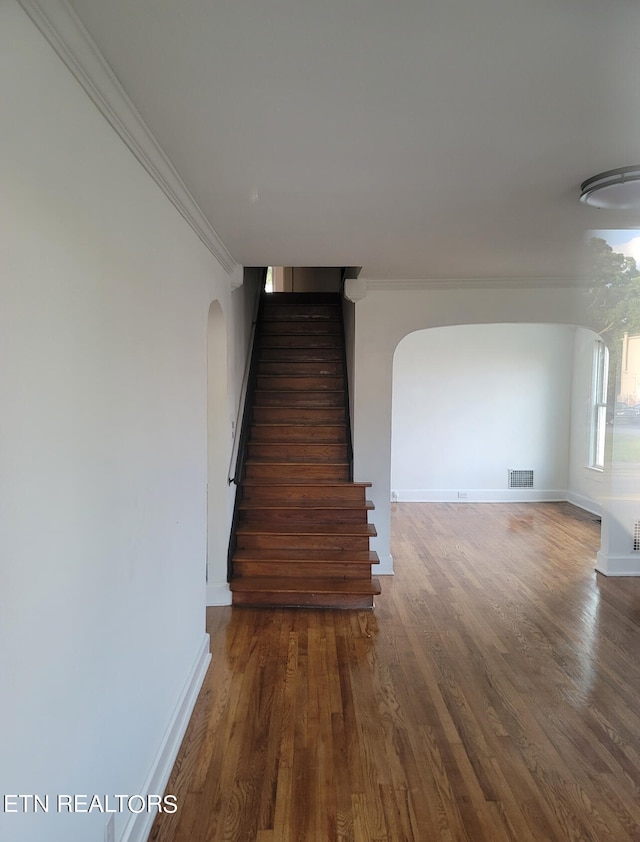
[
  {"left": 634, "top": 521, "right": 640, "bottom": 552},
  {"left": 508, "top": 469, "right": 534, "bottom": 489}
]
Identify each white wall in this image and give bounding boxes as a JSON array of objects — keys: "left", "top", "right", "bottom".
[
  {"left": 0, "top": 4, "right": 248, "bottom": 840},
  {"left": 391, "top": 323, "right": 575, "bottom": 501}
]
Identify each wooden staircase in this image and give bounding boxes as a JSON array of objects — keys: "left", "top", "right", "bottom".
[{"left": 229, "top": 292, "right": 381, "bottom": 609}]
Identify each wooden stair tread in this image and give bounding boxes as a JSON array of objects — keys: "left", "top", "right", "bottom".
[
  {"left": 245, "top": 457, "right": 349, "bottom": 466},
  {"left": 258, "top": 371, "right": 342, "bottom": 378},
  {"left": 254, "top": 389, "right": 345, "bottom": 394},
  {"left": 230, "top": 576, "right": 381, "bottom": 595},
  {"left": 236, "top": 521, "right": 376, "bottom": 534},
  {"left": 233, "top": 549, "right": 379, "bottom": 563},
  {"left": 239, "top": 500, "right": 374, "bottom": 511},
  {"left": 251, "top": 422, "right": 346, "bottom": 427},
  {"left": 262, "top": 292, "right": 340, "bottom": 303},
  {"left": 242, "top": 479, "right": 372, "bottom": 487}
]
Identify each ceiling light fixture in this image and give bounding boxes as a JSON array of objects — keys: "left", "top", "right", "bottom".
[{"left": 580, "top": 166, "right": 640, "bottom": 209}]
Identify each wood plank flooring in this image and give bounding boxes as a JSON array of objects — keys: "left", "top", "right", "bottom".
[{"left": 149, "top": 502, "right": 640, "bottom": 842}]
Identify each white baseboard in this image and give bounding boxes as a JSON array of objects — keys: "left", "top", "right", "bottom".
[
  {"left": 566, "top": 491, "right": 602, "bottom": 518},
  {"left": 595, "top": 551, "right": 640, "bottom": 576},
  {"left": 206, "top": 581, "right": 232, "bottom": 606},
  {"left": 393, "top": 489, "right": 567, "bottom": 503},
  {"left": 373, "top": 553, "right": 394, "bottom": 575},
  {"left": 121, "top": 634, "right": 211, "bottom": 842}
]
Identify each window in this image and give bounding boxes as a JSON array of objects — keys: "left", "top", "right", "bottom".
[{"left": 590, "top": 339, "right": 609, "bottom": 470}]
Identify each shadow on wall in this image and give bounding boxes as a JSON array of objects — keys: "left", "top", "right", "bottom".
[{"left": 207, "top": 300, "right": 228, "bottom": 599}]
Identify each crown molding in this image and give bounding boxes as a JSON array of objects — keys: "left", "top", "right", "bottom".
[
  {"left": 364, "top": 277, "right": 587, "bottom": 291},
  {"left": 17, "top": 0, "right": 237, "bottom": 276}
]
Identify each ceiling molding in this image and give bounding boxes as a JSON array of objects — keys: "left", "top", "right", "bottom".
[
  {"left": 17, "top": 0, "right": 237, "bottom": 276},
  {"left": 364, "top": 277, "right": 588, "bottom": 291}
]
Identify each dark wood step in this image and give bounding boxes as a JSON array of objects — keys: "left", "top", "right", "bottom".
[
  {"left": 247, "top": 443, "right": 348, "bottom": 462},
  {"left": 253, "top": 390, "right": 345, "bottom": 408},
  {"left": 250, "top": 423, "right": 347, "bottom": 443},
  {"left": 244, "top": 462, "right": 350, "bottom": 481},
  {"left": 251, "top": 406, "right": 346, "bottom": 424},
  {"left": 235, "top": 523, "right": 376, "bottom": 552},
  {"left": 233, "top": 548, "right": 378, "bottom": 580},
  {"left": 256, "top": 374, "right": 344, "bottom": 392},
  {"left": 261, "top": 321, "right": 341, "bottom": 335},
  {"left": 257, "top": 360, "right": 343, "bottom": 376},
  {"left": 240, "top": 480, "right": 371, "bottom": 504},
  {"left": 259, "top": 334, "right": 342, "bottom": 349},
  {"left": 238, "top": 502, "right": 373, "bottom": 526},
  {"left": 239, "top": 499, "right": 374, "bottom": 511},
  {"left": 261, "top": 305, "right": 340, "bottom": 321},
  {"left": 234, "top": 561, "right": 372, "bottom": 579},
  {"left": 230, "top": 576, "right": 381, "bottom": 609},
  {"left": 259, "top": 347, "right": 343, "bottom": 363},
  {"left": 236, "top": 522, "right": 377, "bottom": 536},
  {"left": 262, "top": 292, "right": 341, "bottom": 306}
]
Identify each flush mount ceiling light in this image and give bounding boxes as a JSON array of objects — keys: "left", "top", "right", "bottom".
[{"left": 580, "top": 166, "right": 640, "bottom": 209}]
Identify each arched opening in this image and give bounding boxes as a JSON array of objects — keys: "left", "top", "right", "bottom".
[
  {"left": 206, "top": 299, "right": 230, "bottom": 604},
  {"left": 390, "top": 322, "right": 604, "bottom": 556},
  {"left": 391, "top": 323, "right": 604, "bottom": 512}
]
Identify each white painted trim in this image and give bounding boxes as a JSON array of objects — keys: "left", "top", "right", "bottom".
[
  {"left": 16, "top": 0, "right": 237, "bottom": 275},
  {"left": 373, "top": 553, "right": 394, "bottom": 575},
  {"left": 392, "top": 489, "right": 568, "bottom": 503},
  {"left": 365, "top": 277, "right": 585, "bottom": 291},
  {"left": 595, "top": 551, "right": 640, "bottom": 576},
  {"left": 121, "top": 633, "right": 211, "bottom": 842},
  {"left": 206, "top": 581, "right": 232, "bottom": 606},
  {"left": 566, "top": 491, "right": 602, "bottom": 518}
]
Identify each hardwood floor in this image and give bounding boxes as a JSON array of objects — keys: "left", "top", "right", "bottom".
[{"left": 149, "top": 502, "right": 640, "bottom": 841}]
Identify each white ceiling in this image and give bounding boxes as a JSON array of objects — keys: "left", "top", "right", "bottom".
[{"left": 66, "top": 0, "right": 640, "bottom": 281}]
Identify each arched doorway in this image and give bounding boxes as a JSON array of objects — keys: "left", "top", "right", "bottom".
[{"left": 390, "top": 323, "right": 604, "bottom": 515}]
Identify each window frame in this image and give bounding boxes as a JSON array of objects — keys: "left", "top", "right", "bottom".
[{"left": 589, "top": 339, "right": 609, "bottom": 471}]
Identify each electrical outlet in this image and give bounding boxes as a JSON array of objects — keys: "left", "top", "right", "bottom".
[
  {"left": 457, "top": 491, "right": 469, "bottom": 499},
  {"left": 391, "top": 491, "right": 398, "bottom": 503},
  {"left": 105, "top": 815, "right": 115, "bottom": 842}
]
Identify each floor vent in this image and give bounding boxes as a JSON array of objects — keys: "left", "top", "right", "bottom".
[
  {"left": 508, "top": 469, "right": 534, "bottom": 489},
  {"left": 634, "top": 521, "right": 640, "bottom": 552}
]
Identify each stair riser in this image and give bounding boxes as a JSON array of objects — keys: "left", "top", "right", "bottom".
[
  {"left": 252, "top": 407, "right": 346, "bottom": 424},
  {"left": 236, "top": 535, "right": 371, "bottom": 551},
  {"left": 234, "top": 562, "right": 373, "bottom": 579},
  {"left": 259, "top": 348, "right": 343, "bottom": 363},
  {"left": 262, "top": 305, "right": 340, "bottom": 320},
  {"left": 261, "top": 322, "right": 340, "bottom": 336},
  {"left": 253, "top": 391, "right": 344, "bottom": 408},
  {"left": 258, "top": 361, "right": 343, "bottom": 376},
  {"left": 245, "top": 464, "right": 350, "bottom": 481},
  {"left": 232, "top": 592, "right": 375, "bottom": 609},
  {"left": 238, "top": 509, "right": 369, "bottom": 526},
  {"left": 250, "top": 425, "right": 346, "bottom": 443},
  {"left": 241, "top": 486, "right": 368, "bottom": 504},
  {"left": 247, "top": 443, "right": 348, "bottom": 461},
  {"left": 256, "top": 375, "right": 344, "bottom": 391},
  {"left": 259, "top": 335, "right": 342, "bottom": 349}
]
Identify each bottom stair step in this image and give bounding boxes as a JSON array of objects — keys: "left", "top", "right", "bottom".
[
  {"left": 233, "top": 549, "right": 380, "bottom": 563},
  {"left": 230, "top": 577, "right": 382, "bottom": 609}
]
